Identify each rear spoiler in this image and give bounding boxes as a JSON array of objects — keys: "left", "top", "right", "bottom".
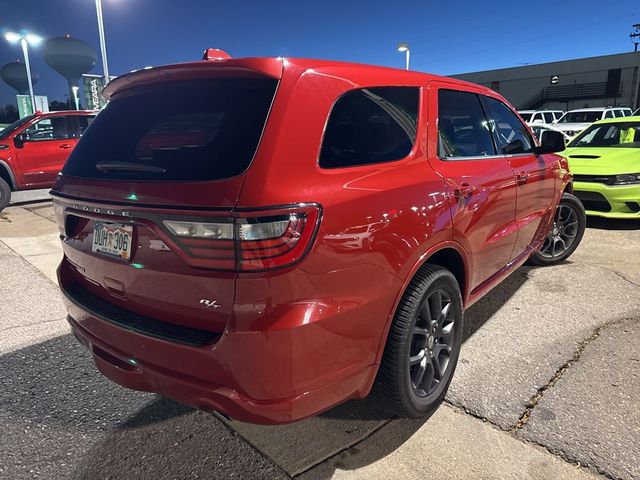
[{"left": 103, "top": 56, "right": 284, "bottom": 100}]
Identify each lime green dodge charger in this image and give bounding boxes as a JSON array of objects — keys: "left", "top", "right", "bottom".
[{"left": 564, "top": 116, "right": 640, "bottom": 219}]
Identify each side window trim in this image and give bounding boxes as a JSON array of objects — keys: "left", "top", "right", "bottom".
[
  {"left": 478, "top": 93, "right": 500, "bottom": 156},
  {"left": 438, "top": 152, "right": 535, "bottom": 161}
]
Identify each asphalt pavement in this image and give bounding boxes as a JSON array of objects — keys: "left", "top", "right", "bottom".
[{"left": 1, "top": 201, "right": 638, "bottom": 480}]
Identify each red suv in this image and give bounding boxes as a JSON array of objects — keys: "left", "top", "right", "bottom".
[
  {"left": 0, "top": 110, "right": 96, "bottom": 211},
  {"left": 51, "top": 52, "right": 585, "bottom": 424}
]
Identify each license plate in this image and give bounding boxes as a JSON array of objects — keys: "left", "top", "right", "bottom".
[{"left": 92, "top": 222, "right": 133, "bottom": 261}]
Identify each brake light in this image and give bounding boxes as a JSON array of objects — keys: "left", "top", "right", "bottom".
[{"left": 159, "top": 205, "right": 320, "bottom": 272}]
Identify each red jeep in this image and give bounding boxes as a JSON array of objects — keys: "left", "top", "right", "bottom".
[
  {"left": 51, "top": 51, "right": 585, "bottom": 424},
  {"left": 0, "top": 110, "right": 96, "bottom": 211}
]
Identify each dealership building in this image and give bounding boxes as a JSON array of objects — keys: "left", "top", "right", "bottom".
[{"left": 452, "top": 52, "right": 640, "bottom": 112}]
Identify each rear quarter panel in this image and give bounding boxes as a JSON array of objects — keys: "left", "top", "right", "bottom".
[{"left": 234, "top": 65, "right": 454, "bottom": 395}]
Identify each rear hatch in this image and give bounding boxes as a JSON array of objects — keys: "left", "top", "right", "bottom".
[{"left": 52, "top": 61, "right": 281, "bottom": 341}]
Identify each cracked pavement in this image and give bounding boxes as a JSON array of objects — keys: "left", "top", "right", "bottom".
[{"left": 1, "top": 197, "right": 638, "bottom": 479}]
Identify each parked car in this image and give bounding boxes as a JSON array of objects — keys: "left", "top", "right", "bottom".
[
  {"left": 0, "top": 110, "right": 96, "bottom": 211},
  {"left": 564, "top": 116, "right": 640, "bottom": 218},
  {"left": 518, "top": 109, "right": 564, "bottom": 125},
  {"left": 51, "top": 51, "right": 585, "bottom": 424},
  {"left": 529, "top": 123, "right": 572, "bottom": 144},
  {"left": 554, "top": 107, "right": 631, "bottom": 138}
]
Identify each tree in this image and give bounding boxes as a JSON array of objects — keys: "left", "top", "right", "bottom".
[
  {"left": 0, "top": 104, "right": 18, "bottom": 123},
  {"left": 49, "top": 100, "right": 71, "bottom": 112}
]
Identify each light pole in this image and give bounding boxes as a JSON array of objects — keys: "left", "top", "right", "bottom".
[
  {"left": 4, "top": 30, "right": 42, "bottom": 113},
  {"left": 397, "top": 43, "right": 410, "bottom": 70},
  {"left": 95, "top": 0, "right": 111, "bottom": 85},
  {"left": 71, "top": 86, "right": 80, "bottom": 110},
  {"left": 631, "top": 24, "right": 640, "bottom": 110}
]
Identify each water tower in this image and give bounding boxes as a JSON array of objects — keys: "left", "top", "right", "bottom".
[
  {"left": 0, "top": 61, "right": 39, "bottom": 95},
  {"left": 41, "top": 36, "right": 97, "bottom": 108}
]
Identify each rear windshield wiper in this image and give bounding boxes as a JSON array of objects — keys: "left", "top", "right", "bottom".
[{"left": 96, "top": 161, "right": 166, "bottom": 174}]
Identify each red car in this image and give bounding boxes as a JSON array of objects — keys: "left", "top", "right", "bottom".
[
  {"left": 0, "top": 110, "right": 96, "bottom": 211},
  {"left": 51, "top": 51, "right": 585, "bottom": 424}
]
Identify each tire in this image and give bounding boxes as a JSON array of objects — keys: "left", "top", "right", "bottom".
[
  {"left": 372, "top": 264, "right": 464, "bottom": 418},
  {"left": 0, "top": 177, "right": 11, "bottom": 213},
  {"left": 527, "top": 192, "right": 586, "bottom": 266}
]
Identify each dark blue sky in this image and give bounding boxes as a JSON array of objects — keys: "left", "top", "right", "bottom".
[{"left": 0, "top": 0, "right": 638, "bottom": 106}]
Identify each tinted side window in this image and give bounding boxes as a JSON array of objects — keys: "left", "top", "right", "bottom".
[
  {"left": 543, "top": 112, "right": 554, "bottom": 123},
  {"left": 24, "top": 117, "right": 70, "bottom": 141},
  {"left": 74, "top": 116, "right": 95, "bottom": 137},
  {"left": 319, "top": 87, "right": 418, "bottom": 168},
  {"left": 482, "top": 97, "right": 534, "bottom": 154},
  {"left": 438, "top": 89, "right": 496, "bottom": 158}
]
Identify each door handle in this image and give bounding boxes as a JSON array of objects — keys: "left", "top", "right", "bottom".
[
  {"left": 454, "top": 183, "right": 476, "bottom": 198},
  {"left": 516, "top": 171, "right": 529, "bottom": 185},
  {"left": 59, "top": 144, "right": 73, "bottom": 149}
]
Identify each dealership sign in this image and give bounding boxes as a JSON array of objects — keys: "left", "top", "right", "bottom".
[
  {"left": 82, "top": 74, "right": 107, "bottom": 111},
  {"left": 17, "top": 95, "right": 49, "bottom": 118}
]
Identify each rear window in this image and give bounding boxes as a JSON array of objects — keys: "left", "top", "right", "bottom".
[
  {"left": 319, "top": 87, "right": 419, "bottom": 168},
  {"left": 63, "top": 78, "right": 278, "bottom": 181}
]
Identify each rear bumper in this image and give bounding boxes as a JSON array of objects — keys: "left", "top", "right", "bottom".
[
  {"left": 66, "top": 313, "right": 377, "bottom": 424},
  {"left": 574, "top": 182, "right": 640, "bottom": 219},
  {"left": 59, "top": 262, "right": 384, "bottom": 424}
]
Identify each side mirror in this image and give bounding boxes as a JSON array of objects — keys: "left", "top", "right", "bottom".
[
  {"left": 535, "top": 130, "right": 565, "bottom": 154},
  {"left": 13, "top": 133, "right": 25, "bottom": 148},
  {"left": 532, "top": 118, "right": 544, "bottom": 124},
  {"left": 503, "top": 139, "right": 525, "bottom": 154}
]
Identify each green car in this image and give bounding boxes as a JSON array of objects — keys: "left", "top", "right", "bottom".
[{"left": 564, "top": 116, "right": 640, "bottom": 219}]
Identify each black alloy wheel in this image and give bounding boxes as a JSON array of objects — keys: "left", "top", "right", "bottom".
[
  {"left": 528, "top": 192, "right": 586, "bottom": 266},
  {"left": 539, "top": 203, "right": 579, "bottom": 259},
  {"left": 372, "top": 264, "right": 464, "bottom": 418},
  {"left": 0, "top": 177, "right": 11, "bottom": 213},
  {"left": 409, "top": 289, "right": 455, "bottom": 398}
]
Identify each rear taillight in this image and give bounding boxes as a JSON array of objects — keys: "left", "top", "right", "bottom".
[{"left": 159, "top": 205, "right": 320, "bottom": 272}]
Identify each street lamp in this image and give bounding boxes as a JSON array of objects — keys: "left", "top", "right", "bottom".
[
  {"left": 631, "top": 24, "right": 640, "bottom": 109},
  {"left": 397, "top": 43, "right": 410, "bottom": 70},
  {"left": 4, "top": 30, "right": 42, "bottom": 113},
  {"left": 94, "top": 0, "right": 111, "bottom": 85},
  {"left": 71, "top": 86, "right": 80, "bottom": 110}
]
